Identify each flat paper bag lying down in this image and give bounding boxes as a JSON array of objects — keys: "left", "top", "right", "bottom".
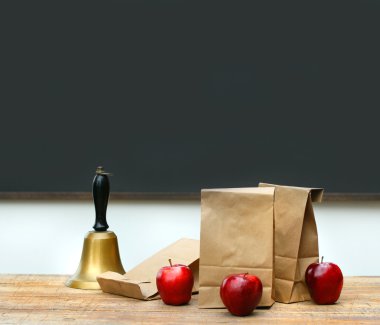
[{"left": 97, "top": 238, "right": 200, "bottom": 300}]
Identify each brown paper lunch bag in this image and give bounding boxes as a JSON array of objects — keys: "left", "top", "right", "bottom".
[
  {"left": 97, "top": 238, "right": 200, "bottom": 300},
  {"left": 259, "top": 183, "right": 324, "bottom": 303},
  {"left": 199, "top": 187, "right": 275, "bottom": 308}
]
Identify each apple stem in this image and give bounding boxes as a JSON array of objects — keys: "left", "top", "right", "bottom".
[
  {"left": 243, "top": 272, "right": 248, "bottom": 278},
  {"left": 168, "top": 259, "right": 172, "bottom": 267},
  {"left": 321, "top": 256, "right": 324, "bottom": 263}
]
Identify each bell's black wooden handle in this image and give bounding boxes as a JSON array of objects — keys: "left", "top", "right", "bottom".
[{"left": 92, "top": 167, "right": 110, "bottom": 231}]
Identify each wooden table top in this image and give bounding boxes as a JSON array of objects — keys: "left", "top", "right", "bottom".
[{"left": 0, "top": 275, "right": 379, "bottom": 324}]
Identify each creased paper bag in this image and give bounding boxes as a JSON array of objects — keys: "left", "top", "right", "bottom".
[
  {"left": 199, "top": 187, "right": 275, "bottom": 308},
  {"left": 97, "top": 238, "right": 199, "bottom": 300},
  {"left": 259, "top": 183, "right": 323, "bottom": 303}
]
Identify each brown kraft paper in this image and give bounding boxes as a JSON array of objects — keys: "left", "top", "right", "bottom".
[
  {"left": 259, "top": 183, "right": 324, "bottom": 303},
  {"left": 97, "top": 238, "right": 199, "bottom": 300},
  {"left": 199, "top": 187, "right": 275, "bottom": 308}
]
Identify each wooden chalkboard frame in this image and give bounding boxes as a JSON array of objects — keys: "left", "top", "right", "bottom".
[{"left": 1, "top": 192, "right": 380, "bottom": 201}]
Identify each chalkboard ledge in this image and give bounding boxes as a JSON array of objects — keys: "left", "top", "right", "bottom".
[
  {"left": 0, "top": 192, "right": 198, "bottom": 200},
  {"left": 0, "top": 192, "right": 380, "bottom": 201}
]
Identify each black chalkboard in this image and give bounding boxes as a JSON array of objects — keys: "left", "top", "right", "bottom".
[{"left": 1, "top": 0, "right": 380, "bottom": 196}]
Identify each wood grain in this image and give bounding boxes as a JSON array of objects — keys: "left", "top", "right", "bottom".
[{"left": 0, "top": 275, "right": 379, "bottom": 324}]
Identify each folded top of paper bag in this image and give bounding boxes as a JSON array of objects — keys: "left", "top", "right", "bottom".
[
  {"left": 97, "top": 238, "right": 200, "bottom": 300},
  {"left": 259, "top": 183, "right": 324, "bottom": 202}
]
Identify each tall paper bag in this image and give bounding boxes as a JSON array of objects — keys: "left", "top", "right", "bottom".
[
  {"left": 259, "top": 183, "right": 323, "bottom": 303},
  {"left": 199, "top": 187, "right": 275, "bottom": 308}
]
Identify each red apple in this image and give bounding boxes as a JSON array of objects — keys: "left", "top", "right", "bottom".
[
  {"left": 220, "top": 273, "right": 263, "bottom": 316},
  {"left": 156, "top": 259, "right": 194, "bottom": 305},
  {"left": 305, "top": 257, "right": 344, "bottom": 304}
]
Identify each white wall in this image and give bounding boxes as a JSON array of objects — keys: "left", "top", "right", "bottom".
[{"left": 0, "top": 200, "right": 379, "bottom": 276}]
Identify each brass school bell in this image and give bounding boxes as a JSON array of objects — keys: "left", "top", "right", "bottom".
[{"left": 65, "top": 167, "right": 125, "bottom": 289}]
